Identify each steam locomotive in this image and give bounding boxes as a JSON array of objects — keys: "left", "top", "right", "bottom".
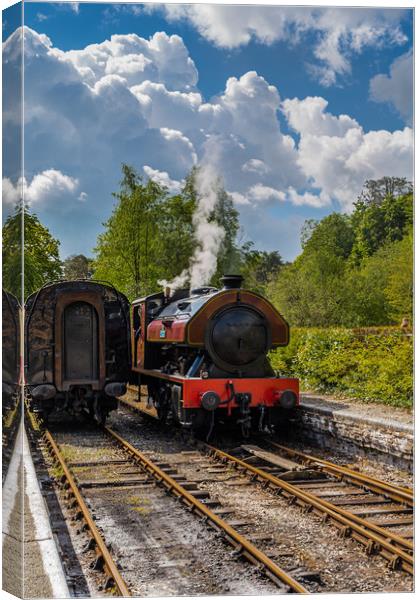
[
  {"left": 131, "top": 275, "right": 298, "bottom": 436},
  {"left": 25, "top": 280, "right": 131, "bottom": 423}
]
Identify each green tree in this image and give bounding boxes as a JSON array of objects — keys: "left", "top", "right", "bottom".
[
  {"left": 342, "top": 252, "right": 392, "bottom": 326},
  {"left": 269, "top": 184, "right": 413, "bottom": 327},
  {"left": 2, "top": 204, "right": 62, "bottom": 299},
  {"left": 63, "top": 254, "right": 93, "bottom": 280},
  {"left": 212, "top": 186, "right": 242, "bottom": 280},
  {"left": 93, "top": 164, "right": 168, "bottom": 298},
  {"left": 350, "top": 190, "right": 413, "bottom": 264},
  {"left": 241, "top": 245, "right": 284, "bottom": 294},
  {"left": 156, "top": 191, "right": 196, "bottom": 281},
  {"left": 270, "top": 214, "right": 354, "bottom": 326},
  {"left": 302, "top": 213, "right": 354, "bottom": 259},
  {"left": 358, "top": 177, "right": 413, "bottom": 206},
  {"left": 384, "top": 230, "right": 413, "bottom": 322}
]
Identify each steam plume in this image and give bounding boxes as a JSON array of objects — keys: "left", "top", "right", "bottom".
[{"left": 159, "top": 164, "right": 225, "bottom": 292}]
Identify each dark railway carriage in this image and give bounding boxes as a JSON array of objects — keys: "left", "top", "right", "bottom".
[
  {"left": 132, "top": 275, "right": 299, "bottom": 436},
  {"left": 2, "top": 289, "right": 21, "bottom": 406},
  {"left": 25, "top": 280, "right": 131, "bottom": 422}
]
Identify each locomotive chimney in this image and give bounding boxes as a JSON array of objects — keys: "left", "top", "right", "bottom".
[{"left": 220, "top": 274, "right": 244, "bottom": 290}]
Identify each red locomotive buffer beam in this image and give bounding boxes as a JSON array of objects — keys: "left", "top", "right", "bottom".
[{"left": 132, "top": 369, "right": 299, "bottom": 412}]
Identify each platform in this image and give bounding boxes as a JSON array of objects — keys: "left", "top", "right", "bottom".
[
  {"left": 295, "top": 393, "right": 413, "bottom": 470},
  {"left": 2, "top": 422, "right": 69, "bottom": 598}
]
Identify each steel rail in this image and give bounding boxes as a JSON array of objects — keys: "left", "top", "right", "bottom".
[
  {"left": 267, "top": 441, "right": 413, "bottom": 505},
  {"left": 104, "top": 426, "right": 309, "bottom": 594},
  {"left": 43, "top": 430, "right": 131, "bottom": 597},
  {"left": 202, "top": 444, "right": 413, "bottom": 574},
  {"left": 121, "top": 393, "right": 411, "bottom": 500},
  {"left": 119, "top": 394, "right": 413, "bottom": 572}
]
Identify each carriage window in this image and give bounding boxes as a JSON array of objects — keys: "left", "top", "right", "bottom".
[{"left": 63, "top": 301, "right": 98, "bottom": 380}]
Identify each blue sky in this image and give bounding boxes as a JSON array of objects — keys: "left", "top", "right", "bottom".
[
  {"left": 20, "top": 2, "right": 412, "bottom": 132},
  {"left": 2, "top": 2, "right": 414, "bottom": 264}
]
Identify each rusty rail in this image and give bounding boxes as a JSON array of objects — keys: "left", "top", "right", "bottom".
[
  {"left": 267, "top": 441, "right": 413, "bottom": 506},
  {"left": 118, "top": 394, "right": 413, "bottom": 574},
  {"left": 202, "top": 444, "right": 413, "bottom": 575},
  {"left": 43, "top": 430, "right": 131, "bottom": 597},
  {"left": 104, "top": 426, "right": 309, "bottom": 594}
]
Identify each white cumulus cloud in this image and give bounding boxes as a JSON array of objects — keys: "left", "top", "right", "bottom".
[
  {"left": 1, "top": 25, "right": 413, "bottom": 259},
  {"left": 2, "top": 177, "right": 21, "bottom": 209},
  {"left": 3, "top": 169, "right": 80, "bottom": 210},
  {"left": 154, "top": 5, "right": 408, "bottom": 86},
  {"left": 370, "top": 51, "right": 413, "bottom": 124},
  {"left": 59, "top": 30, "right": 198, "bottom": 90},
  {"left": 143, "top": 165, "right": 182, "bottom": 193},
  {"left": 282, "top": 96, "right": 413, "bottom": 210},
  {"left": 283, "top": 96, "right": 359, "bottom": 137}
]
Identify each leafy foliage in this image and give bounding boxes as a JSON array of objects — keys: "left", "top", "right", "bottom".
[
  {"left": 357, "top": 176, "right": 413, "bottom": 206},
  {"left": 240, "top": 245, "right": 284, "bottom": 294},
  {"left": 350, "top": 191, "right": 413, "bottom": 264},
  {"left": 269, "top": 182, "right": 413, "bottom": 327},
  {"left": 93, "top": 165, "right": 169, "bottom": 298},
  {"left": 270, "top": 327, "right": 413, "bottom": 408},
  {"left": 384, "top": 231, "right": 413, "bottom": 321},
  {"left": 269, "top": 214, "right": 355, "bottom": 326},
  {"left": 63, "top": 254, "right": 94, "bottom": 280},
  {"left": 2, "top": 204, "right": 62, "bottom": 299},
  {"left": 93, "top": 164, "right": 244, "bottom": 299}
]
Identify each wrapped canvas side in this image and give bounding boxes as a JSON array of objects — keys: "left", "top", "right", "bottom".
[{"left": 2, "top": 2, "right": 24, "bottom": 598}]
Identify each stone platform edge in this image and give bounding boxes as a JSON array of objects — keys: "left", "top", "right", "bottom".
[
  {"left": 299, "top": 394, "right": 413, "bottom": 433},
  {"left": 293, "top": 394, "right": 413, "bottom": 469}
]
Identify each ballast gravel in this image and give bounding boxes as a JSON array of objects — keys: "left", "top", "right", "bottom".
[
  {"left": 109, "top": 405, "right": 413, "bottom": 595},
  {"left": 40, "top": 420, "right": 284, "bottom": 597}
]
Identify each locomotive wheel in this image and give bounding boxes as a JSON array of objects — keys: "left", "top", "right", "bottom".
[
  {"left": 153, "top": 384, "right": 172, "bottom": 425},
  {"left": 191, "top": 409, "right": 214, "bottom": 440},
  {"left": 241, "top": 420, "right": 251, "bottom": 438},
  {"left": 95, "top": 407, "right": 107, "bottom": 425},
  {"left": 156, "top": 403, "right": 169, "bottom": 424},
  {"left": 271, "top": 408, "right": 293, "bottom": 437}
]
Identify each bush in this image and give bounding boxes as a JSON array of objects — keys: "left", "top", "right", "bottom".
[{"left": 270, "top": 327, "right": 413, "bottom": 408}]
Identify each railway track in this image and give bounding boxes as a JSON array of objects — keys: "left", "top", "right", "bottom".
[
  {"left": 2, "top": 395, "right": 21, "bottom": 484},
  {"left": 119, "top": 392, "right": 414, "bottom": 577},
  {"left": 265, "top": 441, "right": 413, "bottom": 498},
  {"left": 27, "top": 411, "right": 310, "bottom": 595},
  {"left": 26, "top": 409, "right": 131, "bottom": 596},
  {"left": 201, "top": 443, "right": 413, "bottom": 574}
]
